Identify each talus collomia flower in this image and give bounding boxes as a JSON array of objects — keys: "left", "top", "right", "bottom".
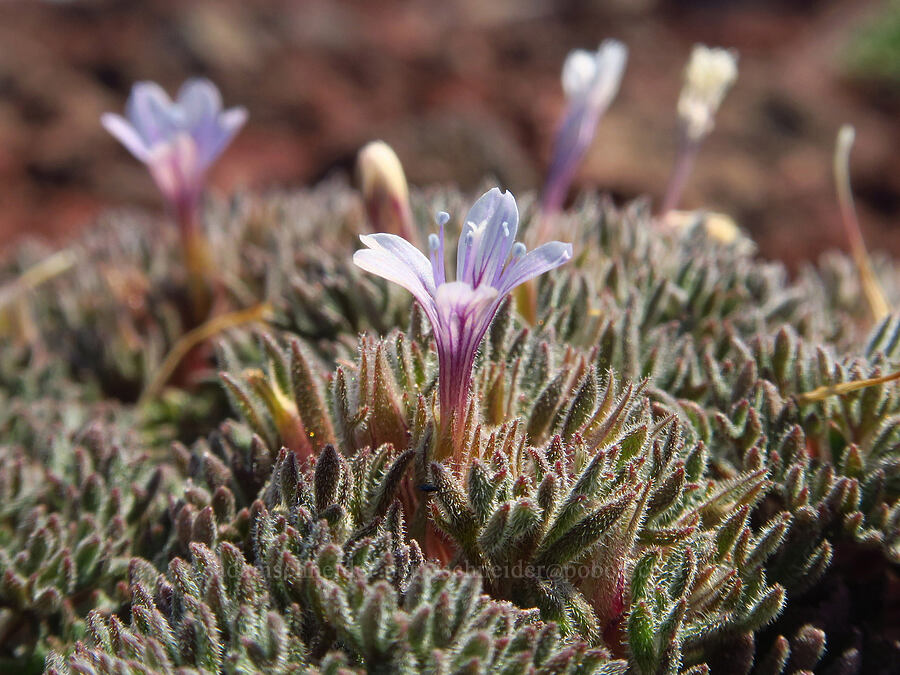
[
  {"left": 102, "top": 79, "right": 247, "bottom": 318},
  {"left": 353, "top": 188, "right": 572, "bottom": 461},
  {"left": 101, "top": 78, "right": 247, "bottom": 223}
]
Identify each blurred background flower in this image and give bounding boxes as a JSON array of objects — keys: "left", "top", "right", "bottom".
[{"left": 1, "top": 0, "right": 899, "bottom": 268}]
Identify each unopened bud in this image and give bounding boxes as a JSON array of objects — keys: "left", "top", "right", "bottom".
[
  {"left": 357, "top": 140, "right": 416, "bottom": 241},
  {"left": 542, "top": 40, "right": 628, "bottom": 218}
]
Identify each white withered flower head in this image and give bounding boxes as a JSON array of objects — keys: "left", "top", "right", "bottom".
[{"left": 677, "top": 44, "right": 738, "bottom": 141}]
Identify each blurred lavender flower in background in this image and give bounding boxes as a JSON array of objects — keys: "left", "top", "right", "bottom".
[
  {"left": 541, "top": 40, "right": 628, "bottom": 219},
  {"left": 102, "top": 78, "right": 247, "bottom": 319},
  {"left": 102, "top": 79, "right": 247, "bottom": 226},
  {"left": 661, "top": 45, "right": 738, "bottom": 215},
  {"left": 354, "top": 188, "right": 572, "bottom": 460}
]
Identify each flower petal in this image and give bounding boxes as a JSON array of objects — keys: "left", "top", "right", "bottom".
[
  {"left": 497, "top": 241, "right": 573, "bottom": 296},
  {"left": 177, "top": 78, "right": 223, "bottom": 129},
  {"left": 176, "top": 79, "right": 246, "bottom": 167},
  {"left": 359, "top": 233, "right": 436, "bottom": 291},
  {"left": 562, "top": 49, "right": 597, "bottom": 99},
  {"left": 101, "top": 113, "right": 151, "bottom": 162},
  {"left": 220, "top": 107, "right": 249, "bottom": 136},
  {"left": 196, "top": 106, "right": 248, "bottom": 167},
  {"left": 585, "top": 40, "right": 627, "bottom": 109},
  {"left": 126, "top": 81, "right": 178, "bottom": 147},
  {"left": 354, "top": 233, "right": 437, "bottom": 320},
  {"left": 456, "top": 187, "right": 519, "bottom": 286}
]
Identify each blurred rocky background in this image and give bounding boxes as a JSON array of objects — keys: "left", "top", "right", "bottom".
[{"left": 1, "top": 0, "right": 899, "bottom": 269}]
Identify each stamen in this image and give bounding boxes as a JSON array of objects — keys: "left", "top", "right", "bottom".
[
  {"left": 437, "top": 211, "right": 450, "bottom": 227},
  {"left": 430, "top": 225, "right": 446, "bottom": 286},
  {"left": 461, "top": 226, "right": 477, "bottom": 281}
]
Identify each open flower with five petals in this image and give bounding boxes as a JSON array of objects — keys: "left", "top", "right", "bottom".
[
  {"left": 354, "top": 188, "right": 573, "bottom": 459},
  {"left": 102, "top": 78, "right": 247, "bottom": 222}
]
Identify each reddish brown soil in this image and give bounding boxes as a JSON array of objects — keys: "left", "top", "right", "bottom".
[{"left": 0, "top": 0, "right": 898, "bottom": 270}]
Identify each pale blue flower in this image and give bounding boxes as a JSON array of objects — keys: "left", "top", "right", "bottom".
[
  {"left": 102, "top": 79, "right": 247, "bottom": 217},
  {"left": 354, "top": 188, "right": 572, "bottom": 428},
  {"left": 543, "top": 40, "right": 627, "bottom": 215}
]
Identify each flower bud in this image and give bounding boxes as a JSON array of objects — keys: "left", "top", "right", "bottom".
[
  {"left": 357, "top": 140, "right": 416, "bottom": 242},
  {"left": 542, "top": 40, "right": 628, "bottom": 216}
]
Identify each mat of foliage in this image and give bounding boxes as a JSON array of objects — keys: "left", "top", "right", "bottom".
[{"left": 1, "top": 182, "right": 899, "bottom": 674}]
